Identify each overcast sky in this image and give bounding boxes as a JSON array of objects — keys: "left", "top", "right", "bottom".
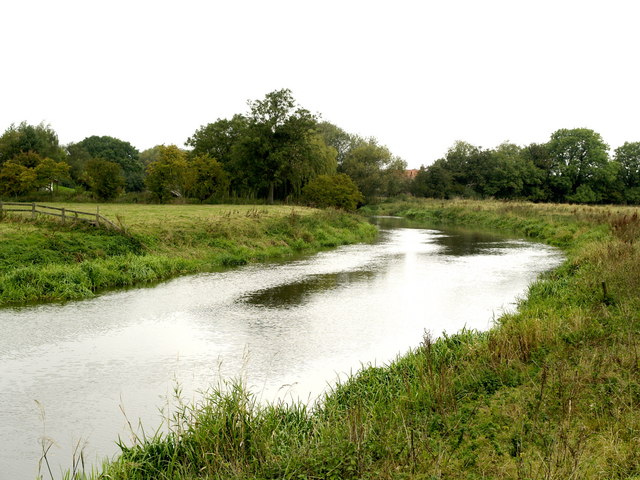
[{"left": 2, "top": 0, "right": 639, "bottom": 168}]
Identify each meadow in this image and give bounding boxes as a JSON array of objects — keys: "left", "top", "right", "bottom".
[
  {"left": 86, "top": 199, "right": 640, "bottom": 479},
  {"left": 0, "top": 203, "right": 377, "bottom": 306}
]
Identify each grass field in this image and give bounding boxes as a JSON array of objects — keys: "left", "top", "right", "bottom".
[
  {"left": 0, "top": 203, "right": 377, "bottom": 306},
  {"left": 85, "top": 199, "right": 640, "bottom": 480}
]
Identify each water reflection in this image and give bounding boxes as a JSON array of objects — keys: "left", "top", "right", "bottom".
[{"left": 242, "top": 270, "right": 377, "bottom": 308}]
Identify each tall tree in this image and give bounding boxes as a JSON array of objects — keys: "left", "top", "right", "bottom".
[
  {"left": 546, "top": 128, "right": 610, "bottom": 202},
  {"left": 614, "top": 141, "right": 640, "bottom": 203},
  {"left": 410, "top": 161, "right": 454, "bottom": 199},
  {"left": 340, "top": 139, "right": 393, "bottom": 199},
  {"left": 145, "top": 145, "right": 189, "bottom": 203},
  {"left": 74, "top": 136, "right": 144, "bottom": 191},
  {"left": 184, "top": 154, "right": 230, "bottom": 202},
  {"left": 186, "top": 115, "right": 248, "bottom": 164},
  {"left": 231, "top": 89, "right": 335, "bottom": 203},
  {"left": 316, "top": 121, "right": 357, "bottom": 166},
  {"left": 83, "top": 159, "right": 124, "bottom": 200},
  {"left": 0, "top": 122, "right": 65, "bottom": 165}
]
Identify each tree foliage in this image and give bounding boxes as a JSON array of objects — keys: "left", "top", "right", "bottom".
[
  {"left": 84, "top": 159, "right": 124, "bottom": 200},
  {"left": 230, "top": 89, "right": 336, "bottom": 203},
  {"left": 546, "top": 128, "right": 610, "bottom": 202},
  {"left": 145, "top": 145, "right": 188, "bottom": 203},
  {"left": 0, "top": 122, "right": 65, "bottom": 165},
  {"left": 411, "top": 129, "right": 627, "bottom": 204},
  {"left": 302, "top": 174, "right": 363, "bottom": 211},
  {"left": 74, "top": 136, "right": 144, "bottom": 191},
  {"left": 184, "top": 154, "right": 230, "bottom": 202}
]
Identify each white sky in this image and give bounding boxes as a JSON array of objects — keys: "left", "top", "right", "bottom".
[{"left": 2, "top": 0, "right": 639, "bottom": 169}]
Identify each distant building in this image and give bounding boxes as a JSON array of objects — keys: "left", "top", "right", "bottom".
[{"left": 404, "top": 169, "right": 419, "bottom": 180}]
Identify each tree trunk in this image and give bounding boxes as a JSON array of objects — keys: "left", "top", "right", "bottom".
[{"left": 267, "top": 182, "right": 274, "bottom": 204}]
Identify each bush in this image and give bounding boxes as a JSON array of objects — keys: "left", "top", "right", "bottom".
[{"left": 301, "top": 174, "right": 364, "bottom": 211}]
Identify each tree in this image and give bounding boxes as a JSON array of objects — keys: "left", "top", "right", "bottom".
[
  {"left": 0, "top": 161, "right": 37, "bottom": 197},
  {"left": 614, "top": 141, "right": 640, "bottom": 203},
  {"left": 231, "top": 89, "right": 335, "bottom": 203},
  {"left": 316, "top": 122, "right": 357, "bottom": 166},
  {"left": 186, "top": 115, "right": 248, "bottom": 163},
  {"left": 0, "top": 122, "right": 65, "bottom": 165},
  {"left": 145, "top": 145, "right": 188, "bottom": 203},
  {"left": 75, "top": 136, "right": 144, "bottom": 191},
  {"left": 0, "top": 149, "right": 69, "bottom": 198},
  {"left": 184, "top": 154, "right": 230, "bottom": 202},
  {"left": 482, "top": 142, "right": 531, "bottom": 199},
  {"left": 34, "top": 157, "right": 70, "bottom": 194},
  {"left": 382, "top": 157, "right": 410, "bottom": 196},
  {"left": 410, "top": 161, "right": 454, "bottom": 199},
  {"left": 302, "top": 174, "right": 364, "bottom": 211},
  {"left": 84, "top": 159, "right": 125, "bottom": 200},
  {"left": 546, "top": 128, "right": 610, "bottom": 202},
  {"left": 340, "top": 139, "right": 393, "bottom": 199}
]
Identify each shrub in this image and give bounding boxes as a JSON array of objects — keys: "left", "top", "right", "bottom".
[{"left": 301, "top": 174, "right": 364, "bottom": 211}]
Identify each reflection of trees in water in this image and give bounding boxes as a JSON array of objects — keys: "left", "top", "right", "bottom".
[
  {"left": 432, "top": 231, "right": 512, "bottom": 256},
  {"left": 370, "top": 217, "right": 514, "bottom": 257},
  {"left": 242, "top": 270, "right": 376, "bottom": 308}
]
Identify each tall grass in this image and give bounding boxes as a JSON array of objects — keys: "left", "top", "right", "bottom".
[{"left": 78, "top": 199, "right": 640, "bottom": 479}]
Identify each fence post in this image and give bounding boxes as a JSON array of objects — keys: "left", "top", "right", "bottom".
[
  {"left": 62, "top": 208, "right": 66, "bottom": 224},
  {"left": 32, "top": 202, "right": 36, "bottom": 219},
  {"left": 96, "top": 206, "right": 100, "bottom": 226}
]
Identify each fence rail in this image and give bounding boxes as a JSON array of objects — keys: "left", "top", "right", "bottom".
[{"left": 0, "top": 202, "right": 122, "bottom": 231}]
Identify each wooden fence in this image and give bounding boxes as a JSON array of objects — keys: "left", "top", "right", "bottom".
[{"left": 0, "top": 202, "right": 122, "bottom": 231}]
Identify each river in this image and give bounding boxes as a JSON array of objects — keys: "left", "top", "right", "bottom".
[{"left": 0, "top": 218, "right": 563, "bottom": 478}]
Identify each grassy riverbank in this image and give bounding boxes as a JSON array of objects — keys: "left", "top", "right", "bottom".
[
  {"left": 88, "top": 199, "right": 640, "bottom": 480},
  {"left": 0, "top": 204, "right": 377, "bottom": 306}
]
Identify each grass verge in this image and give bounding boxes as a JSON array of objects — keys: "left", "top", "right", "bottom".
[
  {"left": 0, "top": 204, "right": 377, "bottom": 306},
  {"left": 79, "top": 199, "right": 640, "bottom": 480}
]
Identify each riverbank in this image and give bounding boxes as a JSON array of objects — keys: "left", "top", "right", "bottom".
[
  {"left": 0, "top": 204, "right": 377, "bottom": 306},
  {"left": 91, "top": 199, "right": 640, "bottom": 479}
]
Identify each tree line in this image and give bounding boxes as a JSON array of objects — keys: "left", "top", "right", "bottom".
[
  {"left": 2, "top": 89, "right": 639, "bottom": 207},
  {"left": 0, "top": 89, "right": 407, "bottom": 210},
  {"left": 411, "top": 129, "right": 640, "bottom": 204}
]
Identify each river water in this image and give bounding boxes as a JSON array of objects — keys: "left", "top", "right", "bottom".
[{"left": 0, "top": 218, "right": 563, "bottom": 478}]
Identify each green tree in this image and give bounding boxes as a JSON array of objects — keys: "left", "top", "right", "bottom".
[
  {"left": 0, "top": 162, "right": 37, "bottom": 197},
  {"left": 34, "top": 157, "right": 70, "bottom": 194},
  {"left": 0, "top": 122, "right": 65, "bottom": 165},
  {"left": 614, "top": 141, "right": 640, "bottom": 203},
  {"left": 382, "top": 157, "right": 410, "bottom": 196},
  {"left": 340, "top": 139, "right": 393, "bottom": 199},
  {"left": 546, "top": 128, "right": 610, "bottom": 202},
  {"left": 75, "top": 136, "right": 144, "bottom": 191},
  {"left": 316, "top": 122, "right": 358, "bottom": 166},
  {"left": 84, "top": 159, "right": 125, "bottom": 200},
  {"left": 145, "top": 145, "right": 188, "bottom": 203},
  {"left": 231, "top": 89, "right": 335, "bottom": 203},
  {"left": 410, "top": 161, "right": 454, "bottom": 199},
  {"left": 184, "top": 154, "right": 230, "bottom": 202},
  {"left": 482, "top": 142, "right": 533, "bottom": 199},
  {"left": 186, "top": 115, "right": 248, "bottom": 163},
  {"left": 302, "top": 173, "right": 363, "bottom": 211}
]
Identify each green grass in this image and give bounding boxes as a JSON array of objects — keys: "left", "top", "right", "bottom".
[
  {"left": 77, "top": 199, "right": 640, "bottom": 480},
  {"left": 0, "top": 204, "right": 377, "bottom": 306}
]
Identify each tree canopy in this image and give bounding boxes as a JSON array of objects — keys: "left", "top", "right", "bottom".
[{"left": 73, "top": 136, "right": 144, "bottom": 192}]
